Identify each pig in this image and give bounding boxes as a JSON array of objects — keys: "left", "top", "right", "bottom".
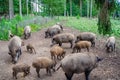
[
  {"left": 26, "top": 43, "right": 36, "bottom": 54},
  {"left": 72, "top": 41, "right": 91, "bottom": 53},
  {"left": 51, "top": 33, "right": 75, "bottom": 48},
  {"left": 105, "top": 36, "right": 115, "bottom": 52},
  {"left": 52, "top": 22, "right": 63, "bottom": 31},
  {"left": 8, "top": 36, "right": 24, "bottom": 64},
  {"left": 32, "top": 57, "right": 56, "bottom": 78},
  {"left": 24, "top": 26, "right": 31, "bottom": 39},
  {"left": 12, "top": 63, "right": 30, "bottom": 79},
  {"left": 50, "top": 45, "right": 66, "bottom": 60},
  {"left": 56, "top": 52, "right": 103, "bottom": 80},
  {"left": 45, "top": 27, "right": 61, "bottom": 38},
  {"left": 75, "top": 32, "right": 96, "bottom": 47},
  {"left": 8, "top": 30, "right": 14, "bottom": 39}
]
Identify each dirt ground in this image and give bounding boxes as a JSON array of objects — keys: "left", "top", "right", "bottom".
[{"left": 0, "top": 26, "right": 120, "bottom": 80}]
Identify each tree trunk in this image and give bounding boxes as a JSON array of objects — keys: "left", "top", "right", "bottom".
[
  {"left": 64, "top": 0, "right": 66, "bottom": 16},
  {"left": 9, "top": 0, "right": 14, "bottom": 19},
  {"left": 98, "top": 0, "right": 111, "bottom": 35},
  {"left": 70, "top": 0, "right": 72, "bottom": 16},
  {"left": 79, "top": 0, "right": 82, "bottom": 16},
  {"left": 87, "top": 0, "right": 90, "bottom": 18},
  {"left": 26, "top": 0, "right": 29, "bottom": 15},
  {"left": 36, "top": 0, "right": 38, "bottom": 12},
  {"left": 19, "top": 0, "right": 22, "bottom": 17},
  {"left": 31, "top": 0, "right": 33, "bottom": 13},
  {"left": 90, "top": 0, "right": 92, "bottom": 18}
]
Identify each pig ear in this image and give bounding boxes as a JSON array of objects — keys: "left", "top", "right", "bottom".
[{"left": 97, "top": 57, "right": 103, "bottom": 62}]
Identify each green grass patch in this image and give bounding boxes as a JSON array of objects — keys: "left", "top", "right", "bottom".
[
  {"left": 62, "top": 17, "right": 120, "bottom": 37},
  {"left": 63, "top": 17, "right": 98, "bottom": 33},
  {"left": 0, "top": 15, "right": 60, "bottom": 40}
]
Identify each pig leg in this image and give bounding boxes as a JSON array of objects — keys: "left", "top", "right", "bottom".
[
  {"left": 92, "top": 42, "right": 95, "bottom": 47},
  {"left": 87, "top": 47, "right": 89, "bottom": 52},
  {"left": 23, "top": 72, "right": 28, "bottom": 77},
  {"left": 85, "top": 70, "right": 91, "bottom": 80},
  {"left": 57, "top": 55, "right": 61, "bottom": 60},
  {"left": 77, "top": 48, "right": 80, "bottom": 52},
  {"left": 18, "top": 48, "right": 22, "bottom": 56},
  {"left": 45, "top": 31, "right": 48, "bottom": 38},
  {"left": 36, "top": 68, "right": 40, "bottom": 78},
  {"left": 24, "top": 33, "right": 27, "bottom": 39},
  {"left": 79, "top": 48, "right": 81, "bottom": 52},
  {"left": 114, "top": 44, "right": 115, "bottom": 52},
  {"left": 46, "top": 68, "right": 52, "bottom": 76},
  {"left": 13, "top": 71, "right": 17, "bottom": 79},
  {"left": 70, "top": 41, "right": 73, "bottom": 48},
  {"left": 65, "top": 72, "right": 73, "bottom": 80},
  {"left": 58, "top": 43, "right": 62, "bottom": 46},
  {"left": 72, "top": 47, "right": 75, "bottom": 53},
  {"left": 28, "top": 32, "right": 31, "bottom": 38}
]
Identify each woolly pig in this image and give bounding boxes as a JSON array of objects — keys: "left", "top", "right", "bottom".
[
  {"left": 56, "top": 53, "right": 103, "bottom": 80},
  {"left": 26, "top": 43, "right": 36, "bottom": 54},
  {"left": 32, "top": 57, "right": 56, "bottom": 78},
  {"left": 72, "top": 41, "right": 91, "bottom": 53},
  {"left": 8, "top": 36, "right": 24, "bottom": 64},
  {"left": 8, "top": 30, "right": 14, "bottom": 39},
  {"left": 24, "top": 26, "right": 31, "bottom": 39},
  {"left": 106, "top": 36, "right": 115, "bottom": 52},
  {"left": 12, "top": 63, "right": 30, "bottom": 79},
  {"left": 51, "top": 33, "right": 75, "bottom": 48},
  {"left": 45, "top": 27, "right": 61, "bottom": 38},
  {"left": 75, "top": 32, "right": 96, "bottom": 47},
  {"left": 50, "top": 45, "right": 66, "bottom": 60},
  {"left": 52, "top": 23, "right": 63, "bottom": 31}
]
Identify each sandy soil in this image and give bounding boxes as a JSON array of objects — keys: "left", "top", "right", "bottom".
[{"left": 0, "top": 26, "right": 120, "bottom": 80}]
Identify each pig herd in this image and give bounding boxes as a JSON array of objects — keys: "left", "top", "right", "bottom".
[{"left": 7, "top": 23, "right": 116, "bottom": 80}]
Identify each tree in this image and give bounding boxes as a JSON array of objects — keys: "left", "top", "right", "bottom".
[
  {"left": 41, "top": 0, "right": 64, "bottom": 17},
  {"left": 26, "top": 0, "right": 29, "bottom": 15},
  {"left": 0, "top": 0, "right": 9, "bottom": 15},
  {"left": 19, "top": 0, "right": 22, "bottom": 17},
  {"left": 70, "top": 0, "right": 72, "bottom": 16},
  {"left": 87, "top": 0, "right": 90, "bottom": 17},
  {"left": 35, "top": 0, "right": 39, "bottom": 12},
  {"left": 79, "top": 0, "right": 82, "bottom": 16},
  {"left": 95, "top": 0, "right": 115, "bottom": 35},
  {"left": 9, "top": 0, "right": 14, "bottom": 19},
  {"left": 90, "top": 0, "right": 93, "bottom": 18},
  {"left": 64, "top": 0, "right": 67, "bottom": 16}
]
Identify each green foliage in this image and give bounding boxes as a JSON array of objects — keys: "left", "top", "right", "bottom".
[
  {"left": 40, "top": 0, "right": 64, "bottom": 16},
  {"left": 95, "top": 0, "right": 116, "bottom": 35},
  {"left": 13, "top": 0, "right": 32, "bottom": 14},
  {"left": 0, "top": 14, "right": 60, "bottom": 40},
  {"left": 76, "top": 14, "right": 80, "bottom": 19},
  {"left": 111, "top": 19, "right": 120, "bottom": 36},
  {"left": 0, "top": 0, "right": 8, "bottom": 14},
  {"left": 92, "top": 4, "right": 98, "bottom": 17},
  {"left": 0, "top": 0, "right": 32, "bottom": 15},
  {"left": 62, "top": 17, "right": 120, "bottom": 37},
  {"left": 0, "top": 15, "right": 24, "bottom": 40},
  {"left": 64, "top": 17, "right": 98, "bottom": 33},
  {"left": 95, "top": 0, "right": 116, "bottom": 13},
  {"left": 30, "top": 24, "right": 41, "bottom": 32},
  {"left": 66, "top": 2, "right": 80, "bottom": 16}
]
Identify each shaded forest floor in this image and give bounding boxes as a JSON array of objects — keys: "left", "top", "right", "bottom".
[{"left": 0, "top": 26, "right": 120, "bottom": 80}]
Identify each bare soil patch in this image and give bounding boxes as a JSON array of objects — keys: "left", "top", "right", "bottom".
[{"left": 0, "top": 26, "right": 120, "bottom": 80}]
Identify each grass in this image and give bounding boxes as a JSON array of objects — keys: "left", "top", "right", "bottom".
[
  {"left": 59, "top": 16, "right": 120, "bottom": 48},
  {"left": 0, "top": 16, "right": 120, "bottom": 41},
  {"left": 60, "top": 17, "right": 120, "bottom": 37},
  {"left": 0, "top": 15, "right": 60, "bottom": 40}
]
